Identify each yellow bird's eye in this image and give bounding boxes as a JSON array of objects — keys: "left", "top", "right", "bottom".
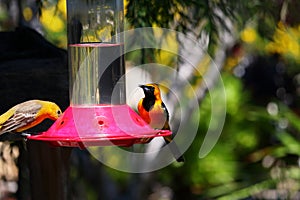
[{"left": 57, "top": 110, "right": 62, "bottom": 116}]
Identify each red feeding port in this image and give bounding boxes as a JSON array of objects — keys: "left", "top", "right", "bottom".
[{"left": 28, "top": 105, "right": 171, "bottom": 148}]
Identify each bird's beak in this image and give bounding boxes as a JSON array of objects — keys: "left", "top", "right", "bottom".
[
  {"left": 139, "top": 84, "right": 146, "bottom": 90},
  {"left": 139, "top": 84, "right": 149, "bottom": 92}
]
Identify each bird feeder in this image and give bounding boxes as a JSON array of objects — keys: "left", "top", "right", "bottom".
[{"left": 28, "top": 0, "right": 171, "bottom": 148}]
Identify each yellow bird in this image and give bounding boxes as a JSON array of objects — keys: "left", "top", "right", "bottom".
[
  {"left": 138, "top": 83, "right": 185, "bottom": 162},
  {"left": 0, "top": 100, "right": 62, "bottom": 135}
]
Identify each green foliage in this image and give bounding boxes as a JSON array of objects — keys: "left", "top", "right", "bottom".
[
  {"left": 125, "top": 0, "right": 280, "bottom": 54},
  {"left": 145, "top": 72, "right": 300, "bottom": 199}
]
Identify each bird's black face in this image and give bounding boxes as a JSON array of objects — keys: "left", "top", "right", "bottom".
[{"left": 139, "top": 85, "right": 155, "bottom": 97}]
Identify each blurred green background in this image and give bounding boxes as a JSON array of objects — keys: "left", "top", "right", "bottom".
[{"left": 1, "top": 0, "right": 300, "bottom": 199}]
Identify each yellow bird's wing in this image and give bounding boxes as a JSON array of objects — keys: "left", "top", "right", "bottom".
[{"left": 0, "top": 102, "right": 42, "bottom": 134}]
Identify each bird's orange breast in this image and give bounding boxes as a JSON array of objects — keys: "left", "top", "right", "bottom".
[{"left": 138, "top": 99, "right": 167, "bottom": 129}]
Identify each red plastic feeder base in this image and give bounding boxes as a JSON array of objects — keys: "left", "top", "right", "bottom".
[{"left": 28, "top": 105, "right": 171, "bottom": 148}]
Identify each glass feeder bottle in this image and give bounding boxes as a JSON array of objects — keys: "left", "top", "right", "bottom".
[{"left": 67, "top": 0, "right": 125, "bottom": 105}]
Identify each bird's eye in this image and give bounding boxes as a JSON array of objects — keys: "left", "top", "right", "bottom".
[{"left": 57, "top": 110, "right": 62, "bottom": 115}]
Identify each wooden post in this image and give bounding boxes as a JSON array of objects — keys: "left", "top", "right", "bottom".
[{"left": 27, "top": 141, "right": 72, "bottom": 200}]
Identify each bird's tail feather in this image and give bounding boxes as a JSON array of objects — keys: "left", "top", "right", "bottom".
[{"left": 164, "top": 137, "right": 185, "bottom": 162}]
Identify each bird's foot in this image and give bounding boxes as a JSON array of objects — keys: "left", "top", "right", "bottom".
[{"left": 21, "top": 132, "right": 32, "bottom": 137}]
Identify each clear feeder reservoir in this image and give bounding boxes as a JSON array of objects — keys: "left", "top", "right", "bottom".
[{"left": 67, "top": 0, "right": 125, "bottom": 105}]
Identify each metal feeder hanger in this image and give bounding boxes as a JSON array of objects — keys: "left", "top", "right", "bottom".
[{"left": 28, "top": 0, "right": 171, "bottom": 147}]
